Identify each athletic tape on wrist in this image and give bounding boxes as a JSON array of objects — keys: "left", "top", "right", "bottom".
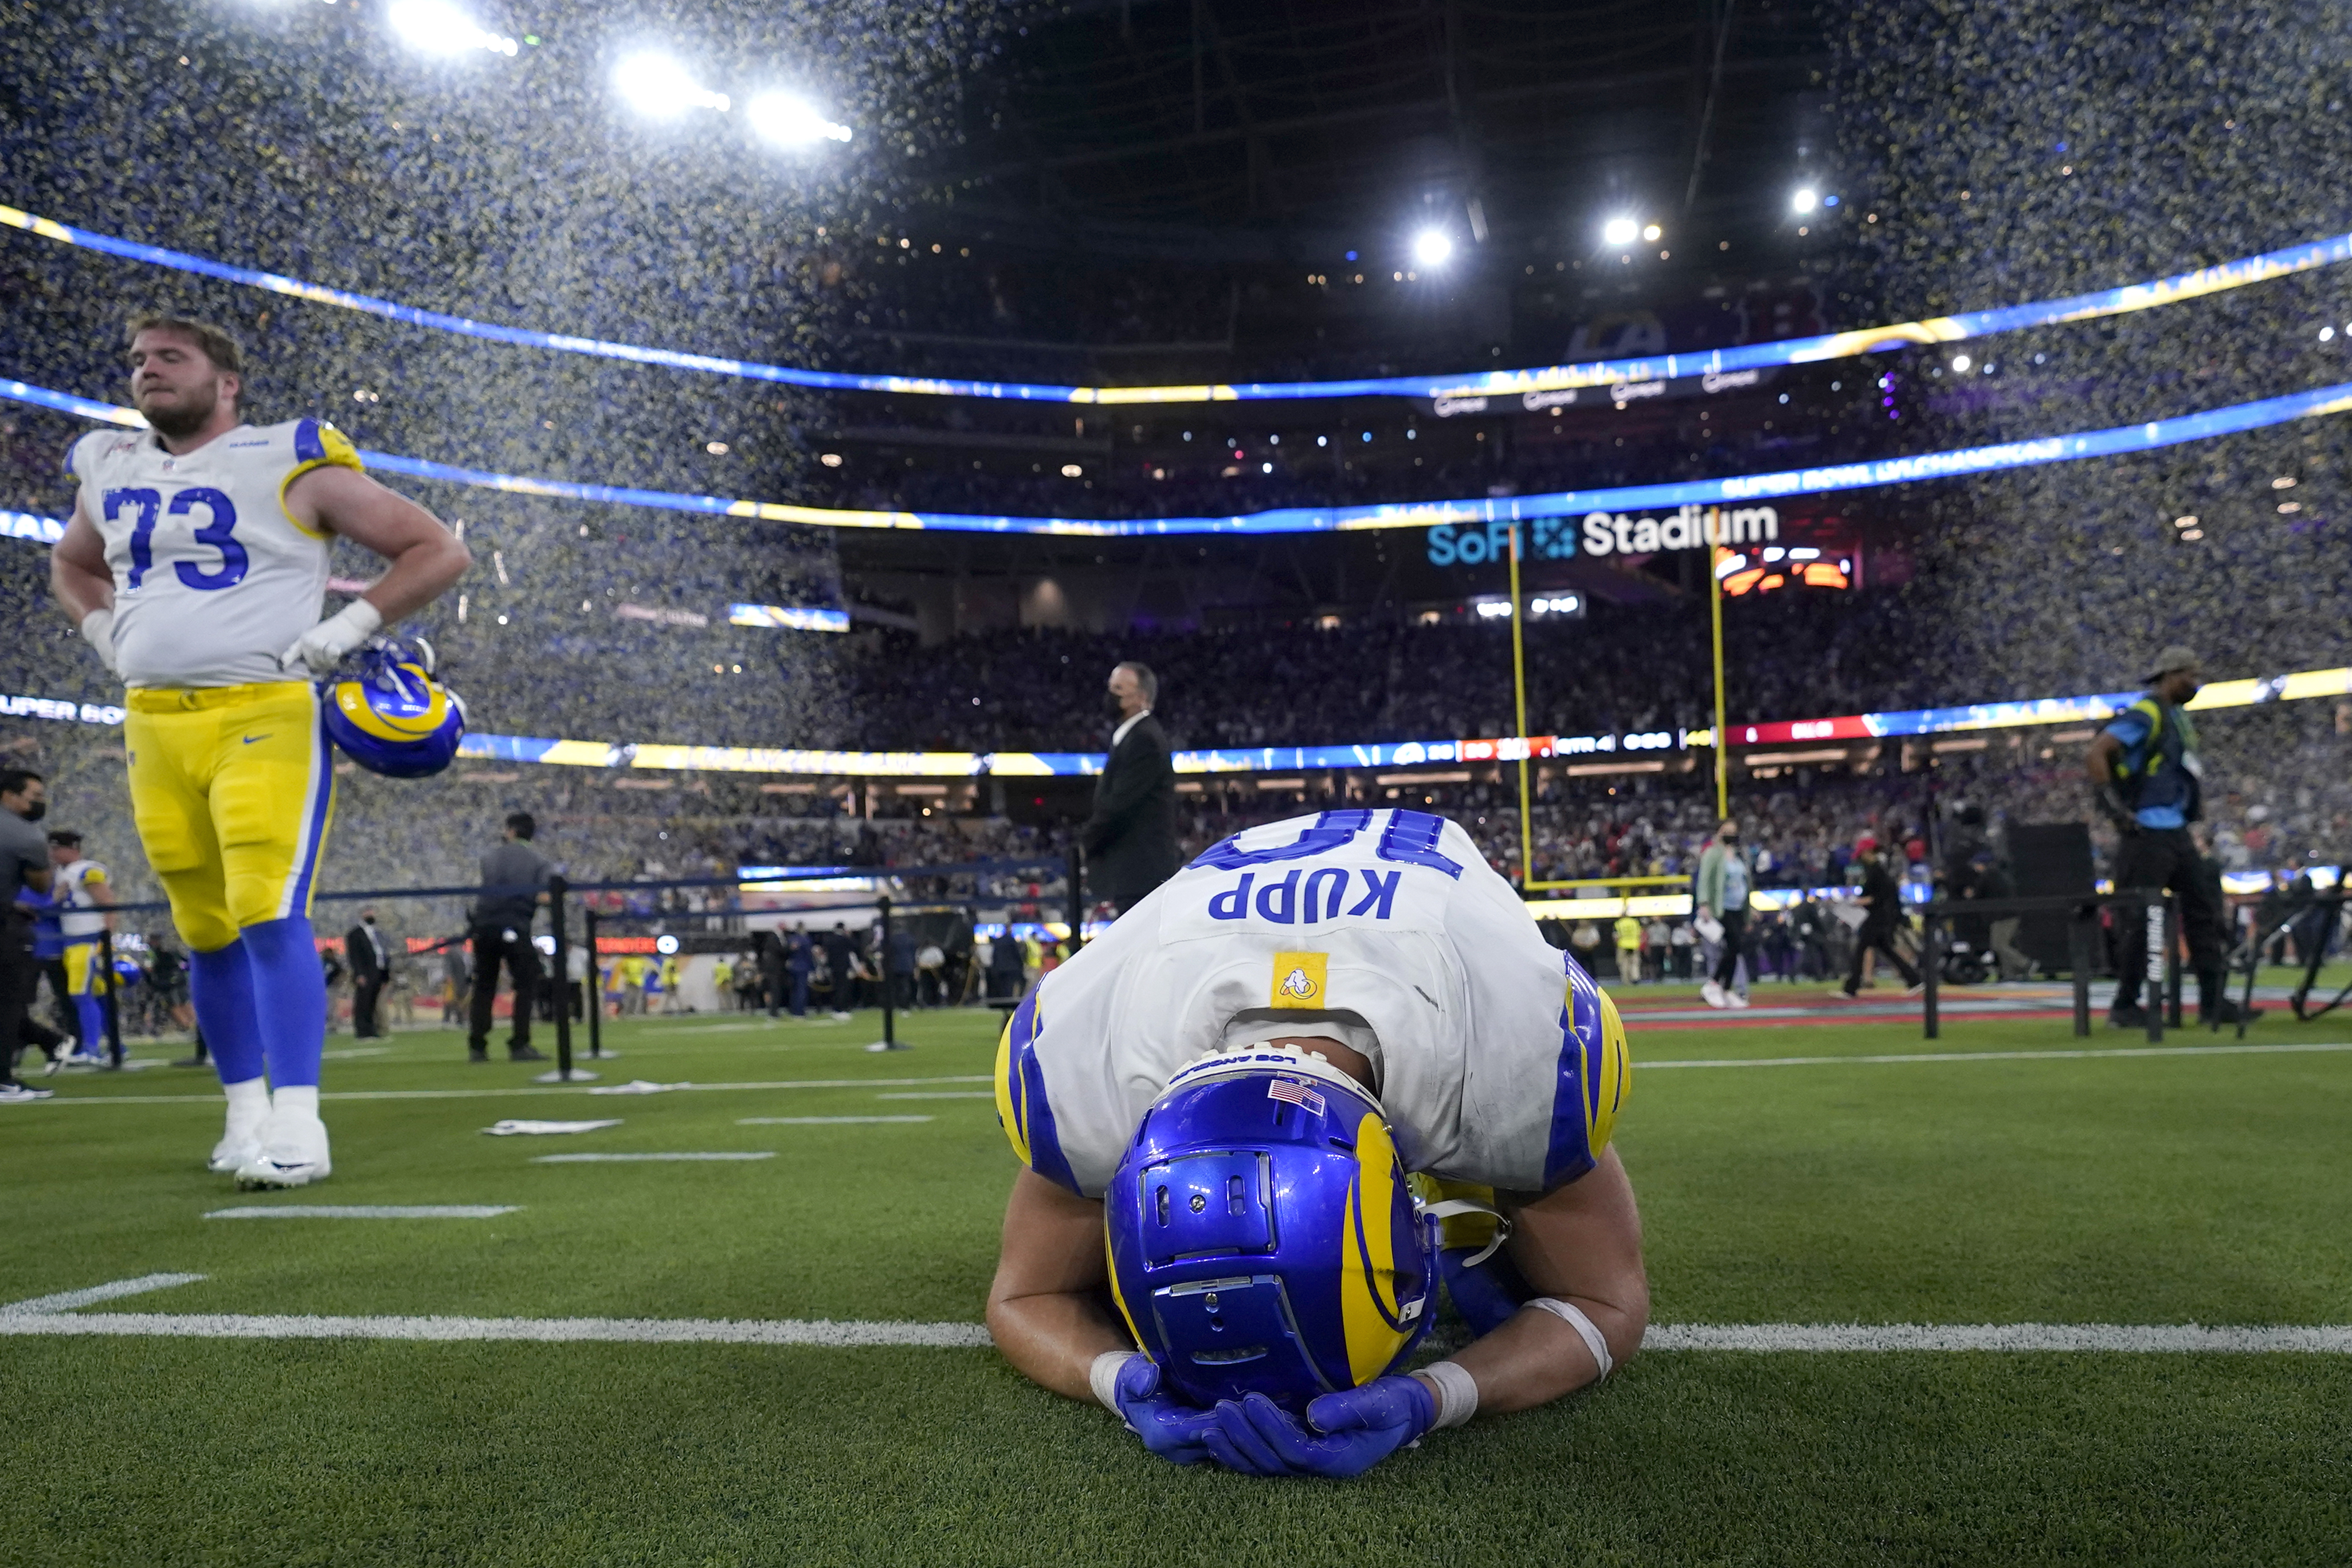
[
  {"left": 1418, "top": 1359, "right": 1479, "bottom": 1429},
  {"left": 1089, "top": 1349, "right": 1138, "bottom": 1413},
  {"left": 1527, "top": 1297, "right": 1614, "bottom": 1381}
]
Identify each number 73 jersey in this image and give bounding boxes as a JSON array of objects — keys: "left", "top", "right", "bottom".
[
  {"left": 999, "top": 808, "right": 1630, "bottom": 1199},
  {"left": 67, "top": 420, "right": 357, "bottom": 689}
]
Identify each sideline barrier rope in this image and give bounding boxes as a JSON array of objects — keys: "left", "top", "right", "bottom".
[
  {"left": 6, "top": 201, "right": 2346, "bottom": 404},
  {"left": 10, "top": 374, "right": 2352, "bottom": 538}
]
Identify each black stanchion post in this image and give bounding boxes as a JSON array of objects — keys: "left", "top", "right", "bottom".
[
  {"left": 2144, "top": 896, "right": 2166, "bottom": 1043},
  {"left": 1920, "top": 907, "right": 1940, "bottom": 1041},
  {"left": 866, "top": 895, "right": 905, "bottom": 1053},
  {"left": 1067, "top": 843, "right": 1085, "bottom": 952},
  {"left": 2069, "top": 909, "right": 2092, "bottom": 1038},
  {"left": 99, "top": 927, "right": 124, "bottom": 1069},
  {"left": 548, "top": 875, "right": 577, "bottom": 1082},
  {"left": 585, "top": 905, "right": 603, "bottom": 1060},
  {"left": 2164, "top": 899, "right": 2184, "bottom": 1029}
]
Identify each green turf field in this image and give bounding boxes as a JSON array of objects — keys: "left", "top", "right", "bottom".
[{"left": 6, "top": 1004, "right": 2350, "bottom": 1566}]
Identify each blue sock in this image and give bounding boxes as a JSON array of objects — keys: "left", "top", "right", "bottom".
[
  {"left": 75, "top": 994, "right": 108, "bottom": 1059},
  {"left": 242, "top": 916, "right": 326, "bottom": 1089},
  {"left": 189, "top": 938, "right": 265, "bottom": 1087}
]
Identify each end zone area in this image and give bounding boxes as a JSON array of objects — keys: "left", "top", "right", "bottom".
[{"left": 5, "top": 1004, "right": 2349, "bottom": 1566}]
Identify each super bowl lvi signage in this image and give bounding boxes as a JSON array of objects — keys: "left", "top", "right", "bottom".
[{"left": 1424, "top": 504, "right": 1779, "bottom": 565}]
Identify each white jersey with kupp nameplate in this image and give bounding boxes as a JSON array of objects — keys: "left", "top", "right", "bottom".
[
  {"left": 58, "top": 860, "right": 109, "bottom": 939},
  {"left": 66, "top": 420, "right": 359, "bottom": 689},
  {"left": 995, "top": 808, "right": 1628, "bottom": 1198}
]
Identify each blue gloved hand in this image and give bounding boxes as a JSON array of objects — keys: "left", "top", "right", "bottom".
[
  {"left": 1111, "top": 1355, "right": 1220, "bottom": 1467},
  {"left": 1202, "top": 1378, "right": 1436, "bottom": 1479}
]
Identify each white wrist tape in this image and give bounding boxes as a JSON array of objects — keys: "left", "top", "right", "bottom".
[
  {"left": 1417, "top": 1359, "right": 1479, "bottom": 1429},
  {"left": 328, "top": 598, "right": 385, "bottom": 641},
  {"left": 1528, "top": 1297, "right": 1614, "bottom": 1381},
  {"left": 1089, "top": 1349, "right": 1139, "bottom": 1413}
]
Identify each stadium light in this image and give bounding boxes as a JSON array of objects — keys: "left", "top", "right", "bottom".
[
  {"left": 1641, "top": 224, "right": 1662, "bottom": 243},
  {"left": 1411, "top": 229, "right": 1454, "bottom": 268},
  {"left": 1602, "top": 216, "right": 1640, "bottom": 246},
  {"left": 614, "top": 52, "right": 730, "bottom": 118},
  {"left": 1792, "top": 186, "right": 1819, "bottom": 213},
  {"left": 747, "top": 92, "right": 853, "bottom": 146},
  {"left": 386, "top": 0, "right": 517, "bottom": 56},
  {"left": 1951, "top": 353, "right": 1972, "bottom": 371}
]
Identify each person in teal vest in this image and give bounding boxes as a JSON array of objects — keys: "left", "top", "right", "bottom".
[{"left": 2086, "top": 646, "right": 2256, "bottom": 1028}]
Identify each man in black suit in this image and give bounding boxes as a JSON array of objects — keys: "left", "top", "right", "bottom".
[
  {"left": 1080, "top": 661, "right": 1179, "bottom": 919},
  {"left": 345, "top": 907, "right": 390, "bottom": 1040}
]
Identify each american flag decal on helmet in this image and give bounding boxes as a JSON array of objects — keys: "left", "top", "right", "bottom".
[{"left": 1267, "top": 1077, "right": 1326, "bottom": 1116}]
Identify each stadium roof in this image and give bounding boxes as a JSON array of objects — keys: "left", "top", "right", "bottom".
[{"left": 922, "top": 0, "right": 1832, "bottom": 262}]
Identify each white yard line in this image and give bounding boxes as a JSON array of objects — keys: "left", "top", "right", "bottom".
[
  {"left": 874, "top": 1092, "right": 997, "bottom": 1100},
  {"left": 0, "top": 1311, "right": 995, "bottom": 1346},
  {"left": 205, "top": 1206, "right": 521, "bottom": 1220},
  {"left": 736, "top": 1116, "right": 935, "bottom": 1125},
  {"left": 529, "top": 1152, "right": 774, "bottom": 1163},
  {"left": 2, "top": 1272, "right": 208, "bottom": 1314},
  {"left": 7, "top": 1277, "right": 2349, "bottom": 1353},
  {"left": 1640, "top": 1041, "right": 2352, "bottom": 1071}
]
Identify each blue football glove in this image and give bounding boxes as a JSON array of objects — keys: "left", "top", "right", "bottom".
[
  {"left": 1203, "top": 1378, "right": 1436, "bottom": 1479},
  {"left": 1111, "top": 1355, "right": 1220, "bottom": 1467}
]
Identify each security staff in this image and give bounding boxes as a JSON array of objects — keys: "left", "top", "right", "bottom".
[
  {"left": 468, "top": 812, "right": 551, "bottom": 1063},
  {"left": 2087, "top": 646, "right": 2255, "bottom": 1028}
]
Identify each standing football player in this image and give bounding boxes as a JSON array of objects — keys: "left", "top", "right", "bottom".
[
  {"left": 49, "top": 314, "right": 470, "bottom": 1185},
  {"left": 986, "top": 807, "right": 1647, "bottom": 1477}
]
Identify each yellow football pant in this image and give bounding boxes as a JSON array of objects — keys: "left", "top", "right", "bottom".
[
  {"left": 124, "top": 682, "right": 335, "bottom": 953},
  {"left": 62, "top": 942, "right": 109, "bottom": 995}
]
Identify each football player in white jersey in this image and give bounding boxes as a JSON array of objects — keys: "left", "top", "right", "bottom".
[
  {"left": 46, "top": 830, "right": 115, "bottom": 1064},
  {"left": 49, "top": 314, "right": 470, "bottom": 1186},
  {"left": 986, "top": 807, "right": 1646, "bottom": 1476}
]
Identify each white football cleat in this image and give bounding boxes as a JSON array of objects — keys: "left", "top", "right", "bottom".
[
  {"left": 208, "top": 1131, "right": 263, "bottom": 1174},
  {"left": 1726, "top": 990, "right": 1751, "bottom": 1009},
  {"left": 1700, "top": 979, "right": 1727, "bottom": 1009},
  {"left": 233, "top": 1112, "right": 332, "bottom": 1189}
]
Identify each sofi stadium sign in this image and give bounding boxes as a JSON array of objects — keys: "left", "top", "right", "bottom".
[{"left": 1427, "top": 503, "right": 1780, "bottom": 565}]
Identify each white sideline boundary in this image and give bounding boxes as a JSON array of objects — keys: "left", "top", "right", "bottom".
[
  {"left": 5, "top": 1277, "right": 2350, "bottom": 1354},
  {"left": 874, "top": 1091, "right": 997, "bottom": 1100}
]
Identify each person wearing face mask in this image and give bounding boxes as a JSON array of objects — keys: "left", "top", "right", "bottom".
[
  {"left": 1077, "top": 661, "right": 1178, "bottom": 921},
  {"left": 0, "top": 769, "right": 61, "bottom": 1102},
  {"left": 1695, "top": 819, "right": 1753, "bottom": 1009}
]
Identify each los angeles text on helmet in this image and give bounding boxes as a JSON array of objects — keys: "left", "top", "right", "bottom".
[{"left": 1581, "top": 503, "right": 1779, "bottom": 557}]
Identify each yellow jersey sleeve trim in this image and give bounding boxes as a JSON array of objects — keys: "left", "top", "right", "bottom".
[{"left": 279, "top": 421, "right": 363, "bottom": 541}]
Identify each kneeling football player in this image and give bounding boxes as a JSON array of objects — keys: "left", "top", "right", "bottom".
[{"left": 987, "top": 808, "right": 1645, "bottom": 1477}]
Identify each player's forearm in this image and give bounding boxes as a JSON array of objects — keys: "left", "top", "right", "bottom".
[
  {"left": 984, "top": 1289, "right": 1132, "bottom": 1400},
  {"left": 50, "top": 554, "right": 113, "bottom": 621},
  {"left": 360, "top": 531, "right": 472, "bottom": 622},
  {"left": 1440, "top": 1281, "right": 1649, "bottom": 1415}
]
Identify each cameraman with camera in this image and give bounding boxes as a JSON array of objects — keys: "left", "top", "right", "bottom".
[{"left": 2087, "top": 647, "right": 2256, "bottom": 1029}]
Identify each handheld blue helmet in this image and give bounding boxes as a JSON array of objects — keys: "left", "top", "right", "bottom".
[
  {"left": 320, "top": 637, "right": 467, "bottom": 779},
  {"left": 1104, "top": 1043, "right": 1438, "bottom": 1412}
]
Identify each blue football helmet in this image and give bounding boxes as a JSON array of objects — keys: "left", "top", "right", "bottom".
[
  {"left": 1104, "top": 1044, "right": 1441, "bottom": 1412},
  {"left": 320, "top": 637, "right": 467, "bottom": 779}
]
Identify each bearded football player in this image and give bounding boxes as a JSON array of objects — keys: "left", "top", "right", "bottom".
[
  {"left": 987, "top": 807, "right": 1645, "bottom": 1477},
  {"left": 50, "top": 315, "right": 471, "bottom": 1186}
]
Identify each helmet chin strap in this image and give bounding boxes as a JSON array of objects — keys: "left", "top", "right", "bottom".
[{"left": 1417, "top": 1197, "right": 1513, "bottom": 1268}]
